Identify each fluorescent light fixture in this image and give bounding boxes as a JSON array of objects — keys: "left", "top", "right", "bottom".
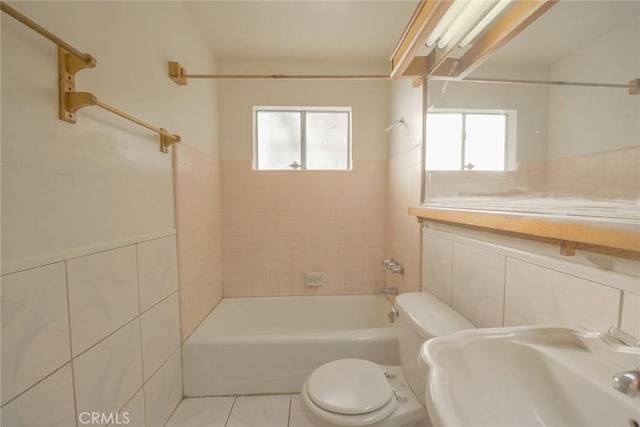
[
  {"left": 425, "top": 0, "right": 468, "bottom": 47},
  {"left": 459, "top": 0, "right": 513, "bottom": 48},
  {"left": 437, "top": 0, "right": 496, "bottom": 49}
]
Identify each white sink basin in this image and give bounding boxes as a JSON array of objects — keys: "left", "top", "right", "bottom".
[{"left": 420, "top": 326, "right": 640, "bottom": 427}]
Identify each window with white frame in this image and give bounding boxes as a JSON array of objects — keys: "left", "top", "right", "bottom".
[
  {"left": 253, "top": 106, "right": 351, "bottom": 170},
  {"left": 426, "top": 111, "right": 508, "bottom": 171}
]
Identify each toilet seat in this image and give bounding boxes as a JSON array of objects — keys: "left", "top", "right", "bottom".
[{"left": 303, "top": 359, "right": 398, "bottom": 426}]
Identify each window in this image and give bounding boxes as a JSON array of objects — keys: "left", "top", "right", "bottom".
[
  {"left": 254, "top": 107, "right": 351, "bottom": 170},
  {"left": 426, "top": 111, "right": 508, "bottom": 171}
]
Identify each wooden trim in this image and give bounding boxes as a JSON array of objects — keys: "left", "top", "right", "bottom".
[
  {"left": 456, "top": 0, "right": 558, "bottom": 79},
  {"left": 390, "top": 1, "right": 453, "bottom": 78},
  {"left": 402, "top": 56, "right": 429, "bottom": 77},
  {"left": 409, "top": 206, "right": 640, "bottom": 256}
]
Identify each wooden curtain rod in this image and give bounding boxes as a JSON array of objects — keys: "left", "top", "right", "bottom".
[
  {"left": 0, "top": 1, "right": 94, "bottom": 65},
  {"left": 185, "top": 74, "right": 391, "bottom": 80},
  {"left": 66, "top": 92, "right": 181, "bottom": 153},
  {"left": 168, "top": 61, "right": 390, "bottom": 85},
  {"left": 432, "top": 76, "right": 640, "bottom": 93}
]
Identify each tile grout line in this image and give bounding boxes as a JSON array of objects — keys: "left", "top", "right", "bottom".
[
  {"left": 134, "top": 243, "right": 149, "bottom": 427},
  {"left": 0, "top": 359, "right": 70, "bottom": 409},
  {"left": 1, "top": 232, "right": 176, "bottom": 278},
  {"left": 63, "top": 261, "right": 80, "bottom": 427},
  {"left": 72, "top": 290, "right": 178, "bottom": 363},
  {"left": 224, "top": 396, "right": 238, "bottom": 427}
]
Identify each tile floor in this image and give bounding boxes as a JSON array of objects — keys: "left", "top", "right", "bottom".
[{"left": 165, "top": 394, "right": 313, "bottom": 427}]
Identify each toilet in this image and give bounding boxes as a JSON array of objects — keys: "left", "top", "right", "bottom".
[{"left": 300, "top": 292, "right": 474, "bottom": 427}]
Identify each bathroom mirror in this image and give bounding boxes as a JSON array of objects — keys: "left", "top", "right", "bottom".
[{"left": 423, "top": 0, "right": 640, "bottom": 220}]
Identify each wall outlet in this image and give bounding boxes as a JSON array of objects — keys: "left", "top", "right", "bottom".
[{"left": 304, "top": 272, "right": 324, "bottom": 287}]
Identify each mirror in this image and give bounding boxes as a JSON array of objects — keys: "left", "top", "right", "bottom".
[{"left": 423, "top": 1, "right": 640, "bottom": 220}]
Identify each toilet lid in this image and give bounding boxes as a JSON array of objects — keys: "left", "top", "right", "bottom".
[{"left": 306, "top": 359, "right": 393, "bottom": 415}]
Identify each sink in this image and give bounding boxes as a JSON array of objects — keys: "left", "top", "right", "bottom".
[{"left": 420, "top": 326, "right": 640, "bottom": 427}]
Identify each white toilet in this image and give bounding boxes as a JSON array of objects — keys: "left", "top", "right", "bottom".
[{"left": 300, "top": 292, "right": 474, "bottom": 427}]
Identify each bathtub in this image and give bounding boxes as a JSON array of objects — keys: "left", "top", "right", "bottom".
[{"left": 182, "top": 294, "right": 399, "bottom": 396}]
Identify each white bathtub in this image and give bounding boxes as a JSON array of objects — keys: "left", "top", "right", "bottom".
[{"left": 183, "top": 295, "right": 399, "bottom": 396}]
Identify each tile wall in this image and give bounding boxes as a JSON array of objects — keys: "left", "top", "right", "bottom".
[
  {"left": 221, "top": 160, "right": 387, "bottom": 297},
  {"left": 386, "top": 79, "right": 424, "bottom": 293},
  {"left": 1, "top": 236, "right": 182, "bottom": 427},
  {"left": 425, "top": 145, "right": 639, "bottom": 203},
  {"left": 175, "top": 144, "right": 224, "bottom": 340},
  {"left": 546, "top": 145, "right": 640, "bottom": 201},
  {"left": 422, "top": 225, "right": 639, "bottom": 335}
]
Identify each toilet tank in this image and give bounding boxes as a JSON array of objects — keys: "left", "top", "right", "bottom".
[{"left": 394, "top": 292, "right": 473, "bottom": 404}]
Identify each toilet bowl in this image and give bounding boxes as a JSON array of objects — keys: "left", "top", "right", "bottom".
[
  {"left": 300, "top": 292, "right": 474, "bottom": 427},
  {"left": 300, "top": 361, "right": 425, "bottom": 427}
]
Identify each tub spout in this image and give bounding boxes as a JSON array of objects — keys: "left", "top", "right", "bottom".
[{"left": 380, "top": 286, "right": 399, "bottom": 296}]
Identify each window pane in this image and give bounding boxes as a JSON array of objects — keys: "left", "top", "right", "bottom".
[
  {"left": 256, "top": 111, "right": 301, "bottom": 169},
  {"left": 305, "top": 112, "right": 349, "bottom": 170},
  {"left": 426, "top": 113, "right": 462, "bottom": 170},
  {"left": 465, "top": 114, "right": 506, "bottom": 171}
]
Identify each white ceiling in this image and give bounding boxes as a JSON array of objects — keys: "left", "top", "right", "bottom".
[
  {"left": 486, "top": 0, "right": 640, "bottom": 66},
  {"left": 181, "top": 1, "right": 420, "bottom": 62}
]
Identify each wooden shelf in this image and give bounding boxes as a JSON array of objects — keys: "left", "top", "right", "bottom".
[{"left": 409, "top": 206, "right": 640, "bottom": 257}]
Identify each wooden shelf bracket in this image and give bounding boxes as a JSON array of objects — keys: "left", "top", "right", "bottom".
[{"left": 59, "top": 47, "right": 97, "bottom": 123}]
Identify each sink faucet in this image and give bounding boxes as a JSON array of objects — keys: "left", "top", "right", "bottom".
[{"left": 612, "top": 371, "right": 640, "bottom": 397}]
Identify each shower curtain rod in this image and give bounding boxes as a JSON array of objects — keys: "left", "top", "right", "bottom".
[
  {"left": 0, "top": 1, "right": 94, "bottom": 65},
  {"left": 433, "top": 76, "right": 639, "bottom": 92},
  {"left": 184, "top": 74, "right": 391, "bottom": 80}
]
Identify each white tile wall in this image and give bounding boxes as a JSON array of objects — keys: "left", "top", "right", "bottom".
[
  {"left": 144, "top": 350, "right": 183, "bottom": 427},
  {"left": 1, "top": 235, "right": 182, "bottom": 427},
  {"left": 422, "top": 234, "right": 453, "bottom": 304},
  {"left": 108, "top": 389, "right": 146, "bottom": 427},
  {"left": 423, "top": 227, "right": 635, "bottom": 335},
  {"left": 140, "top": 293, "right": 181, "bottom": 380},
  {"left": 452, "top": 243, "right": 505, "bottom": 327},
  {"left": 1, "top": 263, "right": 70, "bottom": 404},
  {"left": 621, "top": 292, "right": 640, "bottom": 338},
  {"left": 504, "top": 259, "right": 621, "bottom": 330},
  {"left": 1, "top": 365, "right": 76, "bottom": 427},
  {"left": 73, "top": 319, "right": 143, "bottom": 422},
  {"left": 67, "top": 245, "right": 139, "bottom": 355},
  {"left": 137, "top": 236, "right": 179, "bottom": 312}
]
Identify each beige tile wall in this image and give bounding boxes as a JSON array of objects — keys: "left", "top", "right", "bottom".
[
  {"left": 546, "top": 145, "right": 640, "bottom": 200},
  {"left": 386, "top": 79, "right": 424, "bottom": 293},
  {"left": 221, "top": 160, "right": 387, "bottom": 297},
  {"left": 174, "top": 144, "right": 224, "bottom": 340},
  {"left": 424, "top": 145, "right": 639, "bottom": 202}
]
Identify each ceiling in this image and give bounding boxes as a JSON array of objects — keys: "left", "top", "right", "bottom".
[
  {"left": 181, "top": 1, "right": 419, "bottom": 62},
  {"left": 486, "top": 0, "right": 640, "bottom": 66}
]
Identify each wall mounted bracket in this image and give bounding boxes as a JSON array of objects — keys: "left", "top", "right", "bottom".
[
  {"left": 160, "top": 130, "right": 181, "bottom": 153},
  {"left": 630, "top": 79, "right": 640, "bottom": 95},
  {"left": 59, "top": 47, "right": 97, "bottom": 123},
  {"left": 169, "top": 61, "right": 188, "bottom": 86}
]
